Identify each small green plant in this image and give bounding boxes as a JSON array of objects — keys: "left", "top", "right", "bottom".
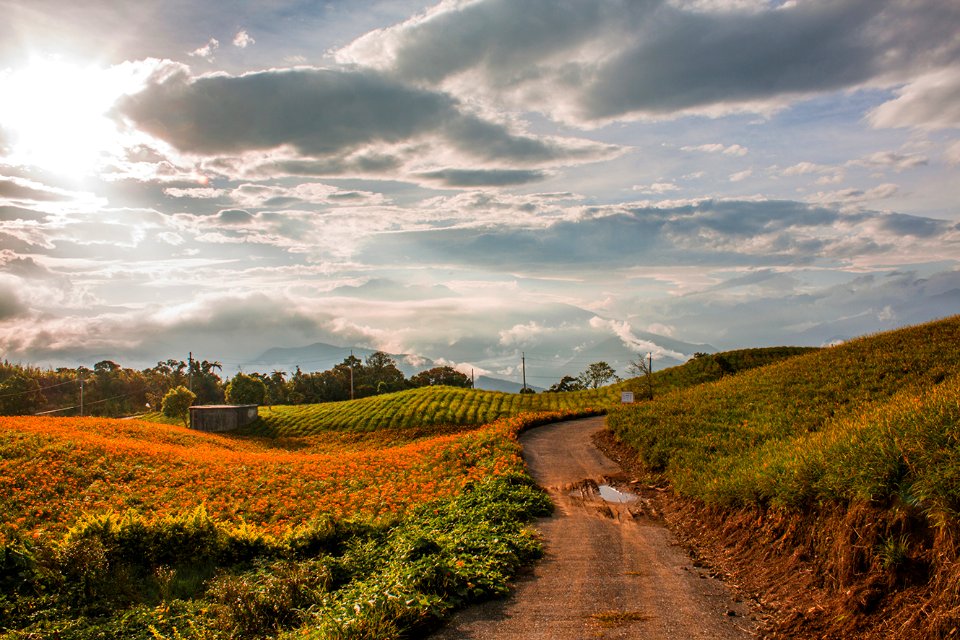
[{"left": 877, "top": 535, "right": 911, "bottom": 572}]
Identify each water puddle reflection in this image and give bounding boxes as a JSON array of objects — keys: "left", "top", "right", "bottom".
[{"left": 598, "top": 484, "right": 638, "bottom": 504}]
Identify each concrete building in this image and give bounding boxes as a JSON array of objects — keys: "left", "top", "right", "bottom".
[{"left": 189, "top": 404, "right": 259, "bottom": 432}]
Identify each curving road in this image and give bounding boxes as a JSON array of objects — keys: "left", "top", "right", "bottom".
[{"left": 431, "top": 416, "right": 756, "bottom": 639}]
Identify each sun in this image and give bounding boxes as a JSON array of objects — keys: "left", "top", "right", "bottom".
[{"left": 0, "top": 57, "right": 141, "bottom": 177}]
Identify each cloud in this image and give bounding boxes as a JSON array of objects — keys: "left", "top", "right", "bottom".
[
  {"left": 414, "top": 168, "right": 548, "bottom": 187},
  {"left": 869, "top": 68, "right": 960, "bottom": 129},
  {"left": 811, "top": 183, "right": 900, "bottom": 205},
  {"left": 0, "top": 176, "right": 71, "bottom": 202},
  {"left": 189, "top": 37, "right": 219, "bottom": 59},
  {"left": 850, "top": 151, "right": 929, "bottom": 171},
  {"left": 0, "top": 282, "right": 27, "bottom": 321},
  {"left": 588, "top": 317, "right": 687, "bottom": 360},
  {"left": 357, "top": 198, "right": 960, "bottom": 275},
  {"left": 781, "top": 162, "right": 845, "bottom": 184},
  {"left": 946, "top": 140, "right": 960, "bottom": 166},
  {"left": 648, "top": 268, "right": 960, "bottom": 348},
  {"left": 119, "top": 66, "right": 618, "bottom": 178},
  {"left": 682, "top": 143, "right": 748, "bottom": 156},
  {"left": 232, "top": 30, "right": 255, "bottom": 48},
  {"left": 729, "top": 168, "right": 753, "bottom": 182},
  {"left": 782, "top": 162, "right": 834, "bottom": 176},
  {"left": 0, "top": 250, "right": 53, "bottom": 278},
  {"left": 633, "top": 181, "right": 679, "bottom": 195},
  {"left": 338, "top": 0, "right": 960, "bottom": 124}
]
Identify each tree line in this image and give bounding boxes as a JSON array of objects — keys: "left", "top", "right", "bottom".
[
  {"left": 0, "top": 351, "right": 632, "bottom": 418},
  {"left": 0, "top": 353, "right": 473, "bottom": 417}
]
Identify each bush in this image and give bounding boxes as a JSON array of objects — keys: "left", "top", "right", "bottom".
[
  {"left": 225, "top": 373, "right": 267, "bottom": 405},
  {"left": 161, "top": 386, "right": 196, "bottom": 427}
]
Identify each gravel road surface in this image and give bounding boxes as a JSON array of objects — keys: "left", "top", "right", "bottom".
[{"left": 430, "top": 415, "right": 756, "bottom": 639}]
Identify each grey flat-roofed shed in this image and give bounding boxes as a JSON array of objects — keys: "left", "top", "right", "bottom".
[{"left": 189, "top": 404, "right": 259, "bottom": 432}]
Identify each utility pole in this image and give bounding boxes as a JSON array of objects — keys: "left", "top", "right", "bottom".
[
  {"left": 647, "top": 352, "right": 654, "bottom": 400},
  {"left": 349, "top": 349, "right": 354, "bottom": 400},
  {"left": 471, "top": 368, "right": 475, "bottom": 389},
  {"left": 79, "top": 374, "right": 84, "bottom": 417},
  {"left": 188, "top": 351, "right": 193, "bottom": 393},
  {"left": 522, "top": 352, "right": 527, "bottom": 392}
]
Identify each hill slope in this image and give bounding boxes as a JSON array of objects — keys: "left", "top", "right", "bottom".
[
  {"left": 608, "top": 315, "right": 960, "bottom": 504},
  {"left": 607, "top": 315, "right": 960, "bottom": 638}
]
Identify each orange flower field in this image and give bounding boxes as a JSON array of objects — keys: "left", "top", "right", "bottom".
[{"left": 0, "top": 412, "right": 572, "bottom": 541}]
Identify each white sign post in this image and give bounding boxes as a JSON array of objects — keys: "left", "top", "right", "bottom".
[{"left": 621, "top": 391, "right": 634, "bottom": 404}]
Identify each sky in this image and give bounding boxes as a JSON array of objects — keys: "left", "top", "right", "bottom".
[{"left": 0, "top": 0, "right": 958, "bottom": 384}]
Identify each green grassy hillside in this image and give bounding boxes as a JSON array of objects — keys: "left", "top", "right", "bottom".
[{"left": 608, "top": 315, "right": 960, "bottom": 507}]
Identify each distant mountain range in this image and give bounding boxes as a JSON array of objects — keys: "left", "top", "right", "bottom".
[
  {"left": 247, "top": 329, "right": 713, "bottom": 392},
  {"left": 251, "top": 343, "right": 431, "bottom": 377}
]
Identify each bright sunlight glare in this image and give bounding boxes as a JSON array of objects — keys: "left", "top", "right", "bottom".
[{"left": 0, "top": 58, "right": 145, "bottom": 177}]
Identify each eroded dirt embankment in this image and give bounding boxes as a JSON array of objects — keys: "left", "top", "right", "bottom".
[
  {"left": 595, "top": 429, "right": 960, "bottom": 640},
  {"left": 430, "top": 416, "right": 757, "bottom": 640}
]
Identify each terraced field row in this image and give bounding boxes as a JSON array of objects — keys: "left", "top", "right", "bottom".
[{"left": 244, "top": 385, "right": 615, "bottom": 437}]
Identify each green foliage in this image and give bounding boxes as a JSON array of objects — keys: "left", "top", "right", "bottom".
[
  {"left": 547, "top": 375, "right": 584, "bottom": 392},
  {"left": 0, "top": 476, "right": 550, "bottom": 640},
  {"left": 161, "top": 386, "right": 196, "bottom": 427},
  {"left": 295, "top": 473, "right": 551, "bottom": 639},
  {"left": 578, "top": 361, "right": 619, "bottom": 389},
  {"left": 410, "top": 366, "right": 473, "bottom": 388},
  {"left": 0, "top": 373, "right": 45, "bottom": 415},
  {"left": 225, "top": 373, "right": 267, "bottom": 405},
  {"left": 608, "top": 315, "right": 960, "bottom": 518}
]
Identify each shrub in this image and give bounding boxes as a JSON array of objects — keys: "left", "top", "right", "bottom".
[{"left": 161, "top": 385, "right": 196, "bottom": 427}]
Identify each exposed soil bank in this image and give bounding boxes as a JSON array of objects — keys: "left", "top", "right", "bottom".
[
  {"left": 595, "top": 428, "right": 960, "bottom": 639},
  {"left": 430, "top": 416, "right": 757, "bottom": 640}
]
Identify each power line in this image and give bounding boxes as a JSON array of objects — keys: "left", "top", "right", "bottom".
[
  {"left": 0, "top": 377, "right": 79, "bottom": 399},
  {"left": 34, "top": 389, "right": 145, "bottom": 416}
]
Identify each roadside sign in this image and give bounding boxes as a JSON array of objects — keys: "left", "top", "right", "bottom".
[{"left": 621, "top": 391, "right": 634, "bottom": 404}]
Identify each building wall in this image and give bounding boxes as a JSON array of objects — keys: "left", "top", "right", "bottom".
[{"left": 189, "top": 405, "right": 259, "bottom": 432}]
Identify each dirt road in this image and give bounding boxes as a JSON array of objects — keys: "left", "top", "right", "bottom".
[{"left": 431, "top": 416, "right": 756, "bottom": 639}]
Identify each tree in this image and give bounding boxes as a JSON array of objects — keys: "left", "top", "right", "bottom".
[
  {"left": 161, "top": 385, "right": 196, "bottom": 427},
  {"left": 628, "top": 353, "right": 654, "bottom": 399},
  {"left": 578, "top": 361, "right": 619, "bottom": 389},
  {"left": 0, "top": 374, "right": 46, "bottom": 415},
  {"left": 410, "top": 366, "right": 472, "bottom": 388},
  {"left": 547, "top": 375, "right": 585, "bottom": 393},
  {"left": 225, "top": 373, "right": 267, "bottom": 405},
  {"left": 189, "top": 359, "right": 225, "bottom": 404},
  {"left": 364, "top": 351, "right": 407, "bottom": 395}
]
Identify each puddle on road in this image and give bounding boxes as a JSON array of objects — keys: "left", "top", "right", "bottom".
[{"left": 598, "top": 484, "right": 638, "bottom": 504}]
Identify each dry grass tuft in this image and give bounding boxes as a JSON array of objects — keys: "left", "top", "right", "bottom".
[{"left": 589, "top": 609, "right": 650, "bottom": 627}]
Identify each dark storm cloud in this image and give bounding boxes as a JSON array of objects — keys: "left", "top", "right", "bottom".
[
  {"left": 119, "top": 67, "right": 604, "bottom": 165},
  {"left": 415, "top": 168, "right": 548, "bottom": 187},
  {"left": 358, "top": 200, "right": 956, "bottom": 272},
  {"left": 879, "top": 213, "right": 955, "bottom": 239},
  {"left": 342, "top": 0, "right": 960, "bottom": 122}
]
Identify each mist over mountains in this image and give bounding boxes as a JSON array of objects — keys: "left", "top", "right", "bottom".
[{"left": 246, "top": 328, "right": 714, "bottom": 392}]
